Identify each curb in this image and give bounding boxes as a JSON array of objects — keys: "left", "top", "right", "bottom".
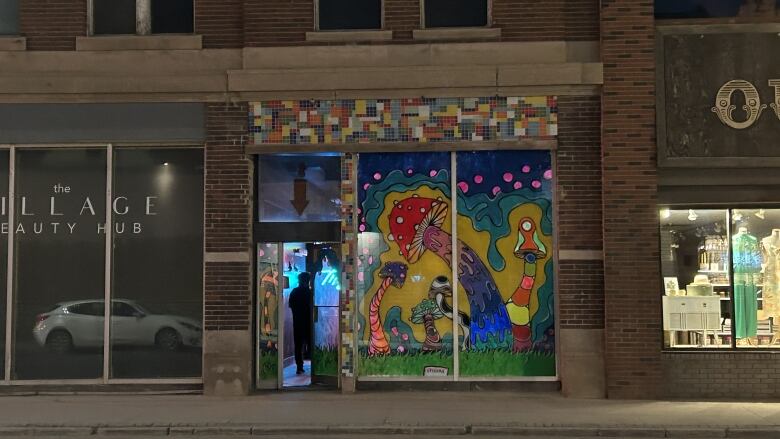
[{"left": 0, "top": 424, "right": 778, "bottom": 437}]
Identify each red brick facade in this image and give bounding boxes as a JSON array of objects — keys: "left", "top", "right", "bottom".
[
  {"left": 196, "top": 0, "right": 244, "bottom": 49},
  {"left": 244, "top": 0, "right": 314, "bottom": 47},
  {"left": 384, "top": 0, "right": 420, "bottom": 40},
  {"left": 601, "top": 0, "right": 661, "bottom": 399},
  {"left": 204, "top": 103, "right": 253, "bottom": 331},
  {"left": 19, "top": 0, "right": 86, "bottom": 51}
]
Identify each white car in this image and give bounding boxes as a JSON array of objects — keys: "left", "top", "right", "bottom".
[{"left": 33, "top": 299, "right": 202, "bottom": 353}]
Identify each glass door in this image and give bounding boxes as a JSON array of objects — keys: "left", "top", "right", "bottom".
[
  {"left": 256, "top": 242, "right": 281, "bottom": 389},
  {"left": 310, "top": 243, "right": 340, "bottom": 386}
]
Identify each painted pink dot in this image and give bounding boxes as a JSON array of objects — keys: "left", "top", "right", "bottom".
[
  {"left": 363, "top": 183, "right": 370, "bottom": 190},
  {"left": 363, "top": 248, "right": 370, "bottom": 255},
  {"left": 492, "top": 186, "right": 501, "bottom": 196},
  {"left": 357, "top": 271, "right": 364, "bottom": 282},
  {"left": 391, "top": 327, "right": 399, "bottom": 336},
  {"left": 474, "top": 175, "right": 483, "bottom": 184},
  {"left": 513, "top": 181, "right": 522, "bottom": 190},
  {"left": 543, "top": 169, "right": 553, "bottom": 180},
  {"left": 397, "top": 346, "right": 405, "bottom": 353},
  {"left": 532, "top": 180, "right": 542, "bottom": 189},
  {"left": 359, "top": 224, "right": 366, "bottom": 232},
  {"left": 361, "top": 217, "right": 366, "bottom": 223},
  {"left": 258, "top": 249, "right": 265, "bottom": 257},
  {"left": 357, "top": 208, "right": 362, "bottom": 214},
  {"left": 373, "top": 172, "right": 382, "bottom": 180},
  {"left": 429, "top": 170, "right": 438, "bottom": 177},
  {"left": 357, "top": 259, "right": 362, "bottom": 267},
  {"left": 401, "top": 334, "right": 409, "bottom": 341},
  {"left": 503, "top": 172, "right": 513, "bottom": 182},
  {"left": 368, "top": 256, "right": 374, "bottom": 265},
  {"left": 522, "top": 165, "right": 531, "bottom": 173},
  {"left": 407, "top": 169, "right": 414, "bottom": 175},
  {"left": 457, "top": 181, "right": 469, "bottom": 193}
]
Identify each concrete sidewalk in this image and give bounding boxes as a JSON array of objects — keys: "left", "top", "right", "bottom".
[{"left": 0, "top": 391, "right": 778, "bottom": 437}]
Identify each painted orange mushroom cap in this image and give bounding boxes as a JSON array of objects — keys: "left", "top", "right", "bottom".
[{"left": 387, "top": 195, "right": 448, "bottom": 264}]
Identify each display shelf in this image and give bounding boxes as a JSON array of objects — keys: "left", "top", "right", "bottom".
[{"left": 698, "top": 269, "right": 728, "bottom": 274}]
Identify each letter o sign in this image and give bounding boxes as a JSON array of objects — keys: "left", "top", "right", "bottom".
[{"left": 711, "top": 79, "right": 767, "bottom": 129}]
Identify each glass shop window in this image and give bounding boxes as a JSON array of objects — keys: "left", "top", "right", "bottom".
[
  {"left": 424, "top": 0, "right": 488, "bottom": 28},
  {"left": 93, "top": 0, "right": 193, "bottom": 35},
  {"left": 661, "top": 208, "right": 780, "bottom": 349},
  {"left": 655, "top": 0, "right": 780, "bottom": 19},
  {"left": 318, "top": 0, "right": 382, "bottom": 30},
  {"left": 256, "top": 154, "right": 342, "bottom": 222},
  {"left": 0, "top": 0, "right": 19, "bottom": 35}
]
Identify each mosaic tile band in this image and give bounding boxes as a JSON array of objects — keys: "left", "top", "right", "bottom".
[{"left": 250, "top": 97, "right": 557, "bottom": 145}]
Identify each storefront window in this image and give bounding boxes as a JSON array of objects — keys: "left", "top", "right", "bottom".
[
  {"left": 13, "top": 149, "right": 107, "bottom": 379},
  {"left": 655, "top": 0, "right": 780, "bottom": 19},
  {"left": 110, "top": 148, "right": 203, "bottom": 378},
  {"left": 257, "top": 154, "right": 341, "bottom": 222},
  {"left": 661, "top": 208, "right": 780, "bottom": 349}
]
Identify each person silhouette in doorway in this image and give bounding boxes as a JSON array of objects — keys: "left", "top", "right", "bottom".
[{"left": 289, "top": 271, "right": 312, "bottom": 375}]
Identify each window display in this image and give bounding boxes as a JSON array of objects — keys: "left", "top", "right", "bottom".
[{"left": 660, "top": 208, "right": 780, "bottom": 349}]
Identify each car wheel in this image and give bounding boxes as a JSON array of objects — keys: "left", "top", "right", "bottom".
[
  {"left": 155, "top": 328, "right": 182, "bottom": 351},
  {"left": 46, "top": 329, "right": 73, "bottom": 354}
]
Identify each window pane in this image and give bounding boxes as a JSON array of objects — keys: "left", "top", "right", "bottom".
[
  {"left": 93, "top": 0, "right": 136, "bottom": 35},
  {"left": 425, "top": 0, "right": 487, "bottom": 28},
  {"left": 655, "top": 0, "right": 780, "bottom": 18},
  {"left": 660, "top": 209, "right": 730, "bottom": 349},
  {"left": 732, "top": 209, "right": 780, "bottom": 348},
  {"left": 319, "top": 0, "right": 381, "bottom": 30},
  {"left": 0, "top": 0, "right": 19, "bottom": 35},
  {"left": 257, "top": 154, "right": 341, "bottom": 222},
  {"left": 152, "top": 0, "right": 193, "bottom": 33},
  {"left": 13, "top": 149, "right": 107, "bottom": 380},
  {"left": 110, "top": 148, "right": 203, "bottom": 378},
  {"left": 0, "top": 151, "right": 8, "bottom": 378},
  {"left": 357, "top": 152, "right": 454, "bottom": 377},
  {"left": 456, "top": 151, "right": 555, "bottom": 377}
]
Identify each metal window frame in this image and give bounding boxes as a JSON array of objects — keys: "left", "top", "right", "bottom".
[
  {"left": 0, "top": 143, "right": 205, "bottom": 386},
  {"left": 314, "top": 0, "right": 385, "bottom": 31},
  {"left": 419, "top": 0, "right": 492, "bottom": 29}
]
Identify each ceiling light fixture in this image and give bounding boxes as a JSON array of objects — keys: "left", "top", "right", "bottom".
[{"left": 688, "top": 209, "right": 698, "bottom": 221}]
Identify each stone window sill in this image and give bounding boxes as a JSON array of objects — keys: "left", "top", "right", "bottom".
[
  {"left": 0, "top": 37, "right": 26, "bottom": 51},
  {"left": 413, "top": 27, "right": 501, "bottom": 41},
  {"left": 305, "top": 30, "right": 393, "bottom": 43},
  {"left": 76, "top": 34, "right": 203, "bottom": 51}
]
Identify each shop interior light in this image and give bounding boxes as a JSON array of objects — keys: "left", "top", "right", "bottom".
[
  {"left": 163, "top": 162, "right": 169, "bottom": 166},
  {"left": 660, "top": 208, "right": 671, "bottom": 219},
  {"left": 756, "top": 209, "right": 766, "bottom": 220},
  {"left": 688, "top": 209, "right": 698, "bottom": 221}
]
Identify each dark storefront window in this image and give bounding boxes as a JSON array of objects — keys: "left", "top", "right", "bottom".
[
  {"left": 318, "top": 0, "right": 382, "bottom": 30},
  {"left": 93, "top": 0, "right": 193, "bottom": 35},
  {"left": 655, "top": 0, "right": 780, "bottom": 19},
  {"left": 151, "top": 0, "right": 194, "bottom": 34},
  {"left": 13, "top": 149, "right": 107, "bottom": 380},
  {"left": 0, "top": 0, "right": 19, "bottom": 35},
  {"left": 93, "top": 0, "right": 137, "bottom": 35},
  {"left": 110, "top": 148, "right": 203, "bottom": 378},
  {"left": 424, "top": 0, "right": 488, "bottom": 28},
  {"left": 661, "top": 208, "right": 780, "bottom": 349}
]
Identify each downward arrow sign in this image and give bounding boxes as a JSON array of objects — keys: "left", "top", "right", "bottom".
[{"left": 291, "top": 178, "right": 309, "bottom": 216}]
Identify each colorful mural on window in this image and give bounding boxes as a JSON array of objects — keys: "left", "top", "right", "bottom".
[
  {"left": 357, "top": 150, "right": 555, "bottom": 377},
  {"left": 257, "top": 243, "right": 280, "bottom": 383},
  {"left": 250, "top": 97, "right": 557, "bottom": 145},
  {"left": 357, "top": 152, "right": 454, "bottom": 376}
]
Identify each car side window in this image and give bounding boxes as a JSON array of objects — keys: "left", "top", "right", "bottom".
[
  {"left": 68, "top": 302, "right": 104, "bottom": 316},
  {"left": 112, "top": 301, "right": 138, "bottom": 317}
]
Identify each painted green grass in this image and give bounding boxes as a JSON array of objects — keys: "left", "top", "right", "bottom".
[
  {"left": 359, "top": 350, "right": 555, "bottom": 377},
  {"left": 359, "top": 352, "right": 453, "bottom": 376},
  {"left": 258, "top": 352, "right": 277, "bottom": 380},
  {"left": 459, "top": 350, "right": 555, "bottom": 377},
  {"left": 313, "top": 346, "right": 339, "bottom": 376}
]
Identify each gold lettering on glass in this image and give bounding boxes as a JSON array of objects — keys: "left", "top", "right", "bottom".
[{"left": 711, "top": 79, "right": 767, "bottom": 129}]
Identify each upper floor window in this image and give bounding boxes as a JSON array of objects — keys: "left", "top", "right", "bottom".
[
  {"left": 93, "top": 0, "right": 193, "bottom": 35},
  {"left": 655, "top": 0, "right": 780, "bottom": 19},
  {"left": 318, "top": 0, "right": 381, "bottom": 30},
  {"left": 424, "top": 0, "right": 488, "bottom": 28},
  {"left": 0, "top": 0, "right": 19, "bottom": 35}
]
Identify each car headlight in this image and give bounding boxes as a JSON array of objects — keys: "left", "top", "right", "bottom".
[{"left": 178, "top": 321, "right": 202, "bottom": 332}]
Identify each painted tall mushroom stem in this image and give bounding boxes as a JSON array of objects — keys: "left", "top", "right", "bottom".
[
  {"left": 388, "top": 195, "right": 512, "bottom": 350},
  {"left": 368, "top": 261, "right": 408, "bottom": 356},
  {"left": 429, "top": 276, "right": 471, "bottom": 351},
  {"left": 507, "top": 217, "right": 547, "bottom": 352}
]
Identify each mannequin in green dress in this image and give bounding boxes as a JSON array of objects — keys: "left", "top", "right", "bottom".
[{"left": 733, "top": 227, "right": 760, "bottom": 340}]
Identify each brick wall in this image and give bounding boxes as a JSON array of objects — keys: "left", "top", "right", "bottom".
[
  {"left": 494, "top": 0, "right": 598, "bottom": 42},
  {"left": 663, "top": 353, "right": 780, "bottom": 400},
  {"left": 384, "top": 0, "right": 419, "bottom": 40},
  {"left": 196, "top": 0, "right": 244, "bottom": 48},
  {"left": 601, "top": 0, "right": 661, "bottom": 399},
  {"left": 204, "top": 102, "right": 253, "bottom": 331},
  {"left": 19, "top": 0, "right": 86, "bottom": 51},
  {"left": 244, "top": 0, "right": 313, "bottom": 47},
  {"left": 557, "top": 95, "right": 604, "bottom": 331}
]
